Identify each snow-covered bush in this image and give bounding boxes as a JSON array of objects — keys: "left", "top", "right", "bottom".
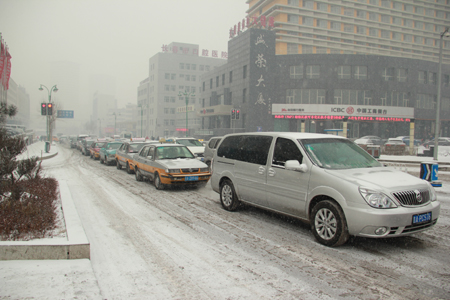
[{"left": 0, "top": 101, "right": 59, "bottom": 240}]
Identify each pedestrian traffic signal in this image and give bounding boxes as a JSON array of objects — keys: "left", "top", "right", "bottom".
[
  {"left": 47, "top": 103, "right": 53, "bottom": 115},
  {"left": 236, "top": 110, "right": 240, "bottom": 120},
  {"left": 231, "top": 109, "right": 236, "bottom": 120},
  {"left": 41, "top": 103, "right": 47, "bottom": 115}
]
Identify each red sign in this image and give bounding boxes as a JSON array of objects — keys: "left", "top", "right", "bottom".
[
  {"left": 274, "top": 115, "right": 410, "bottom": 122},
  {"left": 230, "top": 16, "right": 275, "bottom": 38}
]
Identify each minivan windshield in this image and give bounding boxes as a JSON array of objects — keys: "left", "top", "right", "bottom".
[{"left": 300, "top": 138, "right": 382, "bottom": 169}]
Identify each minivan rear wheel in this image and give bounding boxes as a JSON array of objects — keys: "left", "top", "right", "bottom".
[
  {"left": 311, "top": 200, "right": 349, "bottom": 247},
  {"left": 220, "top": 179, "right": 240, "bottom": 211}
]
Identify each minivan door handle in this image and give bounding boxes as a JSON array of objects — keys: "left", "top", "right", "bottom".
[
  {"left": 268, "top": 168, "right": 276, "bottom": 177},
  {"left": 258, "top": 166, "right": 266, "bottom": 175}
]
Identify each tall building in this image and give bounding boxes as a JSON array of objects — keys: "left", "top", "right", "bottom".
[
  {"left": 138, "top": 42, "right": 227, "bottom": 139},
  {"left": 247, "top": 0, "right": 450, "bottom": 63}
]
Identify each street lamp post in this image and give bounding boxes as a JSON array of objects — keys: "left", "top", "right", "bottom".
[
  {"left": 434, "top": 27, "right": 450, "bottom": 161},
  {"left": 178, "top": 90, "right": 195, "bottom": 137},
  {"left": 38, "top": 84, "right": 58, "bottom": 146}
]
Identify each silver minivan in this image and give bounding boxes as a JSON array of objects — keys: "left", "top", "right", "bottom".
[{"left": 211, "top": 132, "right": 440, "bottom": 247}]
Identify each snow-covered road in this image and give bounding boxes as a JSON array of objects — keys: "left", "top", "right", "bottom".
[{"left": 42, "top": 145, "right": 450, "bottom": 299}]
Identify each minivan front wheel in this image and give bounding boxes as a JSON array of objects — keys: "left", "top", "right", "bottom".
[
  {"left": 220, "top": 179, "right": 240, "bottom": 211},
  {"left": 311, "top": 200, "right": 349, "bottom": 247}
]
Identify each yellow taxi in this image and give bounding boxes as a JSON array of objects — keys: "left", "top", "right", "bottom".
[
  {"left": 115, "top": 139, "right": 157, "bottom": 174},
  {"left": 133, "top": 144, "right": 210, "bottom": 189}
]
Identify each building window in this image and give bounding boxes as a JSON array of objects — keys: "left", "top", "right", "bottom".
[
  {"left": 381, "top": 30, "right": 390, "bottom": 39},
  {"left": 391, "top": 91, "right": 410, "bottom": 107},
  {"left": 369, "top": 28, "right": 378, "bottom": 37},
  {"left": 222, "top": 74, "right": 225, "bottom": 85},
  {"left": 397, "top": 68, "right": 408, "bottom": 82},
  {"left": 344, "top": 25, "right": 353, "bottom": 33},
  {"left": 357, "top": 26, "right": 366, "bottom": 35},
  {"left": 392, "top": 17, "right": 402, "bottom": 26},
  {"left": 286, "top": 89, "right": 325, "bottom": 104},
  {"left": 357, "top": 10, "right": 366, "bottom": 19},
  {"left": 165, "top": 73, "right": 170, "bottom": 80},
  {"left": 381, "top": 15, "right": 390, "bottom": 23},
  {"left": 287, "top": 43, "right": 298, "bottom": 54},
  {"left": 164, "top": 96, "right": 169, "bottom": 103},
  {"left": 428, "top": 72, "right": 437, "bottom": 85},
  {"left": 290, "top": 65, "right": 303, "bottom": 79},
  {"left": 186, "top": 75, "right": 190, "bottom": 81},
  {"left": 202, "top": 81, "right": 205, "bottom": 91},
  {"left": 381, "top": 0, "right": 391, "bottom": 8},
  {"left": 368, "top": 0, "right": 378, "bottom": 5},
  {"left": 331, "top": 22, "right": 341, "bottom": 30},
  {"left": 354, "top": 66, "right": 368, "bottom": 80},
  {"left": 210, "top": 78, "right": 213, "bottom": 89},
  {"left": 343, "top": 8, "right": 353, "bottom": 16},
  {"left": 418, "top": 71, "right": 427, "bottom": 84},
  {"left": 288, "top": 0, "right": 299, "bottom": 5},
  {"left": 415, "top": 6, "right": 424, "bottom": 15},
  {"left": 317, "top": 3, "right": 327, "bottom": 12},
  {"left": 404, "top": 4, "right": 413, "bottom": 12},
  {"left": 415, "top": 21, "right": 423, "bottom": 29},
  {"left": 369, "top": 12, "right": 378, "bottom": 21},
  {"left": 337, "top": 66, "right": 351, "bottom": 79},
  {"left": 382, "top": 68, "right": 394, "bottom": 81},
  {"left": 243, "top": 65, "right": 247, "bottom": 79},
  {"left": 243, "top": 88, "right": 247, "bottom": 103},
  {"left": 330, "top": 5, "right": 340, "bottom": 14},
  {"left": 302, "top": 45, "right": 313, "bottom": 53},
  {"left": 288, "top": 14, "right": 299, "bottom": 24},
  {"left": 303, "top": 17, "right": 313, "bottom": 26},
  {"left": 393, "top": 2, "right": 402, "bottom": 10},
  {"left": 191, "top": 75, "right": 196, "bottom": 82},
  {"left": 180, "top": 63, "right": 184, "bottom": 69},
  {"left": 416, "top": 94, "right": 435, "bottom": 109},
  {"left": 404, "top": 34, "right": 412, "bottom": 42},
  {"left": 199, "top": 65, "right": 204, "bottom": 71},
  {"left": 306, "top": 65, "right": 320, "bottom": 79},
  {"left": 334, "top": 90, "right": 372, "bottom": 105},
  {"left": 303, "top": 0, "right": 313, "bottom": 9},
  {"left": 317, "top": 19, "right": 328, "bottom": 29},
  {"left": 229, "top": 71, "right": 233, "bottom": 83},
  {"left": 444, "top": 74, "right": 450, "bottom": 87},
  {"left": 191, "top": 64, "right": 196, "bottom": 70},
  {"left": 165, "top": 85, "right": 170, "bottom": 91},
  {"left": 216, "top": 76, "right": 219, "bottom": 87},
  {"left": 404, "top": 19, "right": 413, "bottom": 28},
  {"left": 186, "top": 64, "right": 190, "bottom": 70}
]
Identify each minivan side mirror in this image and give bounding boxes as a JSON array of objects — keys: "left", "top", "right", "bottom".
[{"left": 285, "top": 160, "right": 308, "bottom": 173}]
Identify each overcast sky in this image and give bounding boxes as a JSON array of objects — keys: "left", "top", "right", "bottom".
[{"left": 0, "top": 0, "right": 248, "bottom": 116}]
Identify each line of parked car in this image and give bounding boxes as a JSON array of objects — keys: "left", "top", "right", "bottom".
[{"left": 68, "top": 135, "right": 211, "bottom": 190}]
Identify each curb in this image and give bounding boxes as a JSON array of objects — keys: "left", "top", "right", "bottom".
[{"left": 0, "top": 181, "right": 90, "bottom": 260}]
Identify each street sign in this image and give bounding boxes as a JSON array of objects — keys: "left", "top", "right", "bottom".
[{"left": 57, "top": 110, "right": 74, "bottom": 118}]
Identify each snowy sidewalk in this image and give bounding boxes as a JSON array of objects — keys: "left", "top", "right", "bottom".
[{"left": 1, "top": 142, "right": 101, "bottom": 299}]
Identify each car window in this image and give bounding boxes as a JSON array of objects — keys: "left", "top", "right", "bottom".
[
  {"left": 147, "top": 147, "right": 155, "bottom": 159},
  {"left": 139, "top": 146, "right": 149, "bottom": 157},
  {"left": 107, "top": 143, "right": 121, "bottom": 150},
  {"left": 300, "top": 138, "right": 382, "bottom": 169},
  {"left": 218, "top": 135, "right": 272, "bottom": 165},
  {"left": 272, "top": 138, "right": 303, "bottom": 167},
  {"left": 129, "top": 143, "right": 146, "bottom": 153}
]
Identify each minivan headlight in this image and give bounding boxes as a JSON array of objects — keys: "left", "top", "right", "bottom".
[{"left": 359, "top": 187, "right": 398, "bottom": 208}]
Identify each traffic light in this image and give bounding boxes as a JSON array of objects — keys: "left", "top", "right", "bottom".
[
  {"left": 47, "top": 103, "right": 53, "bottom": 115},
  {"left": 236, "top": 110, "right": 240, "bottom": 120},
  {"left": 41, "top": 103, "right": 47, "bottom": 115},
  {"left": 231, "top": 109, "right": 236, "bottom": 120}
]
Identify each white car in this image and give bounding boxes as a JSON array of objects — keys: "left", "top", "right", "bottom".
[
  {"left": 211, "top": 132, "right": 440, "bottom": 247},
  {"left": 167, "top": 137, "right": 205, "bottom": 161}
]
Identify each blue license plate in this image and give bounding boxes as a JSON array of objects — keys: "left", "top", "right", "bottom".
[
  {"left": 412, "top": 212, "right": 432, "bottom": 224},
  {"left": 185, "top": 176, "right": 198, "bottom": 181}
]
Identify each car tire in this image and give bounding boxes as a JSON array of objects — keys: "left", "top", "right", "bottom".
[
  {"left": 154, "top": 172, "right": 164, "bottom": 190},
  {"left": 126, "top": 162, "right": 134, "bottom": 174},
  {"left": 220, "top": 179, "right": 240, "bottom": 211},
  {"left": 116, "top": 160, "right": 122, "bottom": 169},
  {"left": 100, "top": 156, "right": 104, "bottom": 164},
  {"left": 311, "top": 200, "right": 349, "bottom": 247},
  {"left": 135, "top": 168, "right": 143, "bottom": 181}
]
